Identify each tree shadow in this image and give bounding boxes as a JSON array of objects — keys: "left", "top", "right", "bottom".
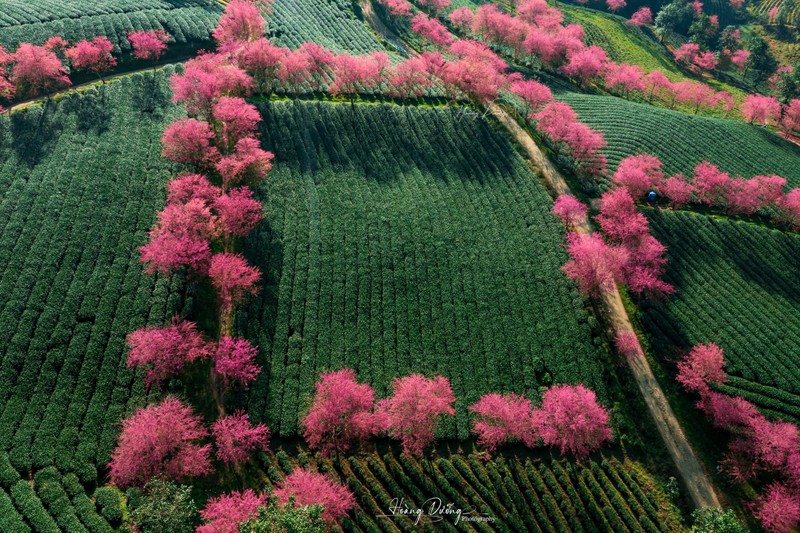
[
  {"left": 60, "top": 88, "right": 113, "bottom": 135},
  {"left": 8, "top": 101, "right": 63, "bottom": 168},
  {"left": 129, "top": 72, "right": 173, "bottom": 120}
]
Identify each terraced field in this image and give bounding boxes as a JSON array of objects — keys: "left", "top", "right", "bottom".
[
  {"left": 270, "top": 0, "right": 384, "bottom": 52},
  {"left": 0, "top": 69, "right": 184, "bottom": 483},
  {"left": 240, "top": 100, "right": 608, "bottom": 438},
  {"left": 642, "top": 209, "right": 800, "bottom": 424},
  {"left": 261, "top": 448, "right": 685, "bottom": 532},
  {"left": 561, "top": 92, "right": 800, "bottom": 187},
  {"left": 750, "top": 0, "right": 800, "bottom": 25},
  {"left": 0, "top": 0, "right": 222, "bottom": 54}
]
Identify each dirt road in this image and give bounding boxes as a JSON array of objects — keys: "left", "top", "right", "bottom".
[{"left": 489, "top": 102, "right": 721, "bottom": 509}]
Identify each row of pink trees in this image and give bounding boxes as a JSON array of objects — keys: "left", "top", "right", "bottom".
[
  {"left": 301, "top": 369, "right": 613, "bottom": 460},
  {"left": 611, "top": 153, "right": 800, "bottom": 229},
  {"left": 0, "top": 30, "right": 170, "bottom": 109},
  {"left": 675, "top": 344, "right": 800, "bottom": 533}
]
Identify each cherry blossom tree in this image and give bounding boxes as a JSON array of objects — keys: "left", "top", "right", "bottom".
[
  {"left": 726, "top": 175, "right": 786, "bottom": 215},
  {"left": 212, "top": 96, "right": 261, "bottom": 151},
  {"left": 212, "top": 411, "right": 270, "bottom": 465},
  {"left": 302, "top": 368, "right": 381, "bottom": 455},
  {"left": 674, "top": 43, "right": 701, "bottom": 65},
  {"left": 215, "top": 137, "right": 274, "bottom": 189},
  {"left": 469, "top": 393, "right": 535, "bottom": 452},
  {"left": 551, "top": 194, "right": 587, "bottom": 226},
  {"left": 297, "top": 42, "right": 335, "bottom": 92},
  {"left": 562, "top": 232, "right": 629, "bottom": 296},
  {"left": 757, "top": 484, "right": 800, "bottom": 533},
  {"left": 388, "top": 56, "right": 435, "bottom": 99},
  {"left": 274, "top": 468, "right": 355, "bottom": 525},
  {"left": 214, "top": 187, "right": 263, "bottom": 240},
  {"left": 417, "top": 0, "right": 451, "bottom": 15},
  {"left": 209, "top": 252, "right": 261, "bottom": 312},
  {"left": 212, "top": 0, "right": 266, "bottom": 45},
  {"left": 562, "top": 46, "right": 608, "bottom": 85},
  {"left": 237, "top": 38, "right": 285, "bottom": 95},
  {"left": 43, "top": 36, "right": 69, "bottom": 53},
  {"left": 780, "top": 99, "right": 800, "bottom": 134},
  {"left": 741, "top": 94, "right": 781, "bottom": 126},
  {"left": 449, "top": 6, "right": 475, "bottom": 30},
  {"left": 377, "top": 374, "right": 456, "bottom": 456},
  {"left": 65, "top": 37, "right": 117, "bottom": 83},
  {"left": 607, "top": 0, "right": 626, "bottom": 11},
  {"left": 674, "top": 80, "right": 717, "bottom": 113},
  {"left": 214, "top": 336, "right": 261, "bottom": 388},
  {"left": 615, "top": 329, "right": 643, "bottom": 360},
  {"left": 171, "top": 53, "right": 253, "bottom": 118},
  {"left": 776, "top": 189, "right": 800, "bottom": 229},
  {"left": 563, "top": 121, "right": 608, "bottom": 177},
  {"left": 628, "top": 7, "right": 653, "bottom": 26},
  {"left": 693, "top": 161, "right": 733, "bottom": 205},
  {"left": 661, "top": 174, "right": 694, "bottom": 207},
  {"left": 696, "top": 391, "right": 759, "bottom": 430},
  {"left": 108, "top": 397, "right": 211, "bottom": 488},
  {"left": 603, "top": 62, "right": 645, "bottom": 97},
  {"left": 596, "top": 187, "right": 649, "bottom": 243},
  {"left": 329, "top": 52, "right": 389, "bottom": 100},
  {"left": 643, "top": 70, "right": 673, "bottom": 102},
  {"left": 139, "top": 231, "right": 212, "bottom": 275},
  {"left": 276, "top": 48, "right": 313, "bottom": 95},
  {"left": 729, "top": 49, "right": 749, "bottom": 71},
  {"left": 167, "top": 174, "right": 221, "bottom": 205},
  {"left": 379, "top": 0, "right": 413, "bottom": 17},
  {"left": 531, "top": 384, "right": 612, "bottom": 459},
  {"left": 11, "top": 43, "right": 71, "bottom": 98},
  {"left": 612, "top": 153, "right": 664, "bottom": 198},
  {"left": 126, "top": 318, "right": 212, "bottom": 388},
  {"left": 161, "top": 118, "right": 219, "bottom": 167},
  {"left": 509, "top": 79, "right": 553, "bottom": 120},
  {"left": 411, "top": 14, "right": 453, "bottom": 47},
  {"left": 198, "top": 489, "right": 267, "bottom": 533},
  {"left": 692, "top": 51, "right": 718, "bottom": 71},
  {"left": 676, "top": 342, "right": 728, "bottom": 395},
  {"left": 128, "top": 30, "right": 170, "bottom": 66}
]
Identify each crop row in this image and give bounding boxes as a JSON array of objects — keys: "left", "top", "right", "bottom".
[
  {"left": 641, "top": 209, "right": 800, "bottom": 421},
  {"left": 270, "top": 0, "right": 385, "bottom": 53},
  {"left": 0, "top": 70, "right": 187, "bottom": 481},
  {"left": 239, "top": 100, "right": 606, "bottom": 437},
  {"left": 0, "top": 452, "right": 114, "bottom": 532},
  {"left": 750, "top": 0, "right": 800, "bottom": 25},
  {"left": 258, "top": 449, "right": 684, "bottom": 532},
  {"left": 560, "top": 91, "right": 800, "bottom": 188},
  {"left": 0, "top": 0, "right": 222, "bottom": 52}
]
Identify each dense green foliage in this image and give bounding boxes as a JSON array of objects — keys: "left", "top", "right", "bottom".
[
  {"left": 0, "top": 453, "right": 113, "bottom": 532},
  {"left": 270, "top": 0, "right": 384, "bottom": 52},
  {"left": 561, "top": 92, "right": 800, "bottom": 187},
  {"left": 259, "top": 449, "right": 684, "bottom": 532},
  {"left": 128, "top": 479, "right": 199, "bottom": 533},
  {"left": 0, "top": 0, "right": 222, "bottom": 55},
  {"left": 642, "top": 209, "right": 800, "bottom": 423},
  {"left": 0, "top": 69, "right": 185, "bottom": 482},
  {"left": 240, "top": 499, "right": 326, "bottom": 532},
  {"left": 240, "top": 100, "right": 607, "bottom": 437}
]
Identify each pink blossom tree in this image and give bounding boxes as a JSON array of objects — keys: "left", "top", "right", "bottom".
[
  {"left": 531, "top": 384, "right": 612, "bottom": 459},
  {"left": 562, "top": 232, "right": 629, "bottom": 296},
  {"left": 214, "top": 187, "right": 263, "bottom": 241},
  {"left": 237, "top": 38, "right": 285, "bottom": 95},
  {"left": 693, "top": 161, "right": 733, "bottom": 205},
  {"left": 551, "top": 194, "right": 588, "bottom": 226},
  {"left": 139, "top": 231, "right": 212, "bottom": 275},
  {"left": 377, "top": 374, "right": 456, "bottom": 456},
  {"left": 469, "top": 393, "right": 535, "bottom": 452},
  {"left": 108, "top": 397, "right": 211, "bottom": 488},
  {"left": 11, "top": 43, "right": 71, "bottom": 98},
  {"left": 596, "top": 188, "right": 649, "bottom": 243},
  {"left": 603, "top": 62, "right": 645, "bottom": 97},
  {"left": 411, "top": 14, "right": 453, "bottom": 47},
  {"left": 776, "top": 189, "right": 800, "bottom": 229},
  {"left": 674, "top": 80, "right": 717, "bottom": 113},
  {"left": 562, "top": 46, "right": 609, "bottom": 86},
  {"left": 756, "top": 484, "right": 800, "bottom": 533},
  {"left": 676, "top": 342, "right": 728, "bottom": 395},
  {"left": 674, "top": 43, "right": 700, "bottom": 65},
  {"left": 628, "top": 7, "right": 653, "bottom": 26},
  {"left": 741, "top": 94, "right": 781, "bottom": 126},
  {"left": 128, "top": 30, "right": 170, "bottom": 67},
  {"left": 167, "top": 174, "right": 221, "bottom": 205},
  {"left": 379, "top": 0, "right": 413, "bottom": 17},
  {"left": 509, "top": 79, "right": 553, "bottom": 120},
  {"left": 302, "top": 368, "right": 381, "bottom": 455},
  {"left": 780, "top": 99, "right": 800, "bottom": 134},
  {"left": 213, "top": 336, "right": 261, "bottom": 388},
  {"left": 65, "top": 37, "right": 117, "bottom": 83},
  {"left": 212, "top": 411, "right": 270, "bottom": 465},
  {"left": 126, "top": 318, "right": 212, "bottom": 388},
  {"left": 692, "top": 51, "right": 718, "bottom": 71},
  {"left": 536, "top": 101, "right": 578, "bottom": 148},
  {"left": 615, "top": 329, "right": 643, "bottom": 360},
  {"left": 729, "top": 49, "right": 749, "bottom": 71},
  {"left": 643, "top": 70, "right": 673, "bottom": 102},
  {"left": 607, "top": 0, "right": 626, "bottom": 11},
  {"left": 209, "top": 252, "right": 261, "bottom": 314},
  {"left": 198, "top": 489, "right": 267, "bottom": 533},
  {"left": 449, "top": 6, "right": 475, "bottom": 30},
  {"left": 563, "top": 121, "right": 608, "bottom": 177},
  {"left": 171, "top": 53, "right": 253, "bottom": 119},
  {"left": 215, "top": 137, "right": 274, "bottom": 189},
  {"left": 661, "top": 174, "right": 694, "bottom": 207},
  {"left": 274, "top": 468, "right": 356, "bottom": 525},
  {"left": 388, "top": 56, "right": 435, "bottom": 99},
  {"left": 329, "top": 52, "right": 389, "bottom": 101},
  {"left": 212, "top": 0, "right": 267, "bottom": 45},
  {"left": 161, "top": 118, "right": 219, "bottom": 167},
  {"left": 612, "top": 153, "right": 664, "bottom": 198},
  {"left": 212, "top": 96, "right": 261, "bottom": 151}
]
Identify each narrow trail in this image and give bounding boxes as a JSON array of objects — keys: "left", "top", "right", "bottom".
[
  {"left": 489, "top": 102, "right": 721, "bottom": 509},
  {"left": 359, "top": 0, "right": 409, "bottom": 55}
]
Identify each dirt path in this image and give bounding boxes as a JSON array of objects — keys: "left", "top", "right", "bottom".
[
  {"left": 7, "top": 61, "right": 184, "bottom": 114},
  {"left": 489, "top": 102, "right": 721, "bottom": 509},
  {"left": 359, "top": 0, "right": 409, "bottom": 55}
]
